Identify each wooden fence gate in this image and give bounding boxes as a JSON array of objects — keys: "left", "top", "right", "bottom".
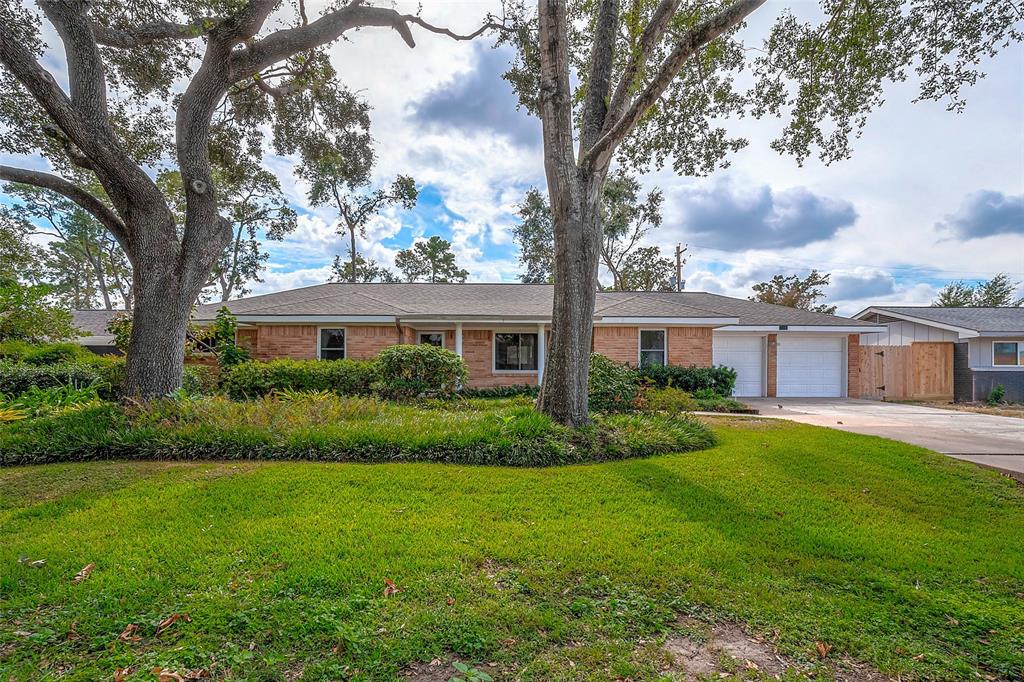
[{"left": 859, "top": 342, "right": 953, "bottom": 401}]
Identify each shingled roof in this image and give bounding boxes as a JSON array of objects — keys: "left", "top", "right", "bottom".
[
  {"left": 195, "top": 283, "right": 874, "bottom": 328},
  {"left": 857, "top": 306, "right": 1024, "bottom": 335}
]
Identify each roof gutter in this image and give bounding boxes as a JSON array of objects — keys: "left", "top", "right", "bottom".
[{"left": 852, "top": 307, "right": 980, "bottom": 337}]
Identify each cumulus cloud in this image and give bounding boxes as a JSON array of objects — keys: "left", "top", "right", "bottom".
[
  {"left": 936, "top": 190, "right": 1024, "bottom": 239},
  {"left": 668, "top": 180, "right": 858, "bottom": 251},
  {"left": 827, "top": 269, "right": 897, "bottom": 301},
  {"left": 409, "top": 45, "right": 541, "bottom": 148}
]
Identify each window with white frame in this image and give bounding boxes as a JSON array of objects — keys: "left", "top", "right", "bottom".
[
  {"left": 494, "top": 333, "right": 538, "bottom": 371},
  {"left": 418, "top": 332, "right": 444, "bottom": 348},
  {"left": 993, "top": 341, "right": 1023, "bottom": 367},
  {"left": 639, "top": 329, "right": 666, "bottom": 366},
  {"left": 319, "top": 328, "right": 345, "bottom": 360}
]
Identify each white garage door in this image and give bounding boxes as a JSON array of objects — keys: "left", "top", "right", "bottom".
[
  {"left": 777, "top": 336, "right": 844, "bottom": 397},
  {"left": 713, "top": 335, "right": 763, "bottom": 397}
]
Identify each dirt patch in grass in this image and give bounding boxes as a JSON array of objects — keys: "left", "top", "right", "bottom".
[
  {"left": 904, "top": 400, "right": 1024, "bottom": 419},
  {"left": 400, "top": 659, "right": 466, "bottom": 681},
  {"left": 699, "top": 415, "right": 786, "bottom": 431},
  {"left": 663, "top": 618, "right": 891, "bottom": 681}
]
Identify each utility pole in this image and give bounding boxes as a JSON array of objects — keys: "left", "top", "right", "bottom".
[{"left": 674, "top": 243, "right": 687, "bottom": 291}]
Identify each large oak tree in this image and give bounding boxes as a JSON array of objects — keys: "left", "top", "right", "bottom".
[
  {"left": 0, "top": 0, "right": 488, "bottom": 397},
  {"left": 500, "top": 0, "right": 1021, "bottom": 425}
]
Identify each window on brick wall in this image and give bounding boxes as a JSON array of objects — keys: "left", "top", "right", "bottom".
[
  {"left": 418, "top": 332, "right": 444, "bottom": 348},
  {"left": 494, "top": 333, "right": 538, "bottom": 371},
  {"left": 639, "top": 329, "right": 666, "bottom": 366},
  {"left": 319, "top": 328, "right": 346, "bottom": 360}
]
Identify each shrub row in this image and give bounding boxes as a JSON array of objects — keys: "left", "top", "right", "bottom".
[
  {"left": 635, "top": 363, "right": 737, "bottom": 397},
  {"left": 0, "top": 359, "right": 214, "bottom": 400},
  {"left": 221, "top": 358, "right": 377, "bottom": 399},
  {"left": 0, "top": 340, "right": 97, "bottom": 366},
  {"left": 0, "top": 395, "right": 717, "bottom": 467}
]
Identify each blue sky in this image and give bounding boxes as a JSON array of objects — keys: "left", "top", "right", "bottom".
[{"left": 5, "top": 1, "right": 1023, "bottom": 317}]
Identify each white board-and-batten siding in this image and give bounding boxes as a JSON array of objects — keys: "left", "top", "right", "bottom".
[{"left": 859, "top": 320, "right": 960, "bottom": 347}]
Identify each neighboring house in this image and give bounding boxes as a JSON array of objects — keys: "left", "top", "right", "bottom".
[
  {"left": 70, "top": 309, "right": 123, "bottom": 355},
  {"left": 194, "top": 283, "right": 881, "bottom": 397},
  {"left": 854, "top": 306, "right": 1024, "bottom": 402}
]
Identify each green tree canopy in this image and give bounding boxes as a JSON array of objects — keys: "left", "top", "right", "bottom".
[
  {"left": 395, "top": 236, "right": 469, "bottom": 284},
  {"left": 934, "top": 274, "right": 1024, "bottom": 307},
  {"left": 750, "top": 270, "right": 837, "bottom": 315}
]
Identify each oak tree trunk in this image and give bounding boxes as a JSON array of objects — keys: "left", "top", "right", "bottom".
[{"left": 538, "top": 171, "right": 604, "bottom": 427}]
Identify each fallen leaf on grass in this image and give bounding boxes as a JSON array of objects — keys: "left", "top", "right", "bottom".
[
  {"left": 151, "top": 667, "right": 210, "bottom": 681},
  {"left": 113, "top": 667, "right": 131, "bottom": 682},
  {"left": 67, "top": 622, "right": 80, "bottom": 641},
  {"left": 383, "top": 578, "right": 403, "bottom": 597},
  {"left": 17, "top": 556, "right": 47, "bottom": 568},
  {"left": 72, "top": 563, "right": 95, "bottom": 584},
  {"left": 156, "top": 613, "right": 192, "bottom": 635},
  {"left": 118, "top": 623, "right": 140, "bottom": 642},
  {"left": 945, "top": 615, "right": 959, "bottom": 626},
  {"left": 814, "top": 640, "right": 832, "bottom": 659}
]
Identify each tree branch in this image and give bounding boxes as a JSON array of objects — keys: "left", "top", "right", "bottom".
[
  {"left": 0, "top": 165, "right": 128, "bottom": 244},
  {"left": 537, "top": 0, "right": 578, "bottom": 188},
  {"left": 39, "top": 1, "right": 110, "bottom": 121},
  {"left": 91, "top": 18, "right": 219, "bottom": 48},
  {"left": 605, "top": 0, "right": 680, "bottom": 126},
  {"left": 581, "top": 0, "right": 766, "bottom": 170},
  {"left": 579, "top": 0, "right": 620, "bottom": 156},
  {"left": 230, "top": 4, "right": 492, "bottom": 78}
]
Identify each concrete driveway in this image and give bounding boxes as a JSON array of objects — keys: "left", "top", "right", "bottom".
[{"left": 743, "top": 398, "right": 1024, "bottom": 478}]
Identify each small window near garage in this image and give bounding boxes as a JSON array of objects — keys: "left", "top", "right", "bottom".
[
  {"left": 495, "top": 333, "right": 538, "bottom": 371},
  {"left": 319, "top": 328, "right": 345, "bottom": 360},
  {"left": 639, "top": 329, "right": 666, "bottom": 366},
  {"left": 418, "top": 332, "right": 444, "bottom": 348},
  {"left": 993, "top": 341, "right": 1021, "bottom": 367}
]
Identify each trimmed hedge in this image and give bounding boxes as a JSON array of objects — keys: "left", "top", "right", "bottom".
[
  {"left": 589, "top": 353, "right": 640, "bottom": 412},
  {"left": 459, "top": 385, "right": 539, "bottom": 399},
  {"left": 635, "top": 363, "right": 737, "bottom": 397},
  {"left": 373, "top": 344, "right": 467, "bottom": 398},
  {"left": 221, "top": 358, "right": 376, "bottom": 399},
  {"left": 0, "top": 395, "right": 717, "bottom": 467},
  {"left": 0, "top": 340, "right": 95, "bottom": 365}
]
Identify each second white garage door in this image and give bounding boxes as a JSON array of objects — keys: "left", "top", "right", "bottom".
[
  {"left": 777, "top": 336, "right": 845, "bottom": 397},
  {"left": 713, "top": 335, "right": 764, "bottom": 397}
]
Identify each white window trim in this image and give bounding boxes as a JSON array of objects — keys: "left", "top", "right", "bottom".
[
  {"left": 317, "top": 326, "right": 346, "bottom": 360},
  {"left": 991, "top": 340, "right": 1023, "bottom": 367},
  {"left": 418, "top": 330, "right": 446, "bottom": 349},
  {"left": 638, "top": 328, "right": 668, "bottom": 366},
  {"left": 493, "top": 330, "right": 541, "bottom": 374}
]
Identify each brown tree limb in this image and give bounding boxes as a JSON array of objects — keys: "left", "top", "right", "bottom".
[
  {"left": 605, "top": 0, "right": 680, "bottom": 126},
  {"left": 0, "top": 165, "right": 128, "bottom": 244},
  {"left": 581, "top": 0, "right": 767, "bottom": 170},
  {"left": 91, "top": 18, "right": 220, "bottom": 48},
  {"left": 579, "top": 0, "right": 620, "bottom": 156}
]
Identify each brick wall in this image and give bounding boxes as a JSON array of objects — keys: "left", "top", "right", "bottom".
[
  {"left": 847, "top": 334, "right": 861, "bottom": 398},
  {"left": 237, "top": 328, "right": 258, "bottom": 355},
  {"left": 667, "top": 327, "right": 712, "bottom": 366},
  {"left": 592, "top": 327, "right": 637, "bottom": 365},
  {"left": 766, "top": 333, "right": 778, "bottom": 398},
  {"left": 347, "top": 326, "right": 400, "bottom": 360},
  {"left": 254, "top": 325, "right": 316, "bottom": 360},
  {"left": 461, "top": 329, "right": 538, "bottom": 388}
]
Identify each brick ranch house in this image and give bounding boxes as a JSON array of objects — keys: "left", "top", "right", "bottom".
[{"left": 193, "top": 283, "right": 882, "bottom": 398}]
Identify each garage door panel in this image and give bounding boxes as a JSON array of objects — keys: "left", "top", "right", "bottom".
[
  {"left": 713, "top": 335, "right": 763, "bottom": 397},
  {"left": 777, "top": 336, "right": 844, "bottom": 397}
]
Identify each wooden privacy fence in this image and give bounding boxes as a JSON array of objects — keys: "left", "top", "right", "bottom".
[{"left": 859, "top": 341, "right": 953, "bottom": 401}]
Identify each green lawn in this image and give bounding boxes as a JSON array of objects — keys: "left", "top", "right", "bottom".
[{"left": 1, "top": 418, "right": 1022, "bottom": 681}]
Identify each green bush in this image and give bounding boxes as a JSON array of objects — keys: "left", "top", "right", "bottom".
[
  {"left": 634, "top": 363, "right": 737, "bottom": 397},
  {"left": 0, "top": 394, "right": 716, "bottom": 467},
  {"left": 642, "top": 386, "right": 699, "bottom": 413},
  {"left": 221, "top": 358, "right": 376, "bottom": 399},
  {"left": 0, "top": 357, "right": 212, "bottom": 400},
  {"left": 0, "top": 340, "right": 93, "bottom": 365},
  {"left": 459, "top": 384, "right": 539, "bottom": 399},
  {"left": 588, "top": 353, "right": 640, "bottom": 412},
  {"left": 987, "top": 384, "right": 1006, "bottom": 406},
  {"left": 2, "top": 382, "right": 102, "bottom": 417},
  {"left": 373, "top": 344, "right": 467, "bottom": 399}
]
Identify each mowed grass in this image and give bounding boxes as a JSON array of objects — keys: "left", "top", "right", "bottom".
[{"left": 1, "top": 419, "right": 1022, "bottom": 681}]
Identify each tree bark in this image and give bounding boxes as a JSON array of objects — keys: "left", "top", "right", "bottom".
[{"left": 537, "top": 171, "right": 604, "bottom": 426}]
